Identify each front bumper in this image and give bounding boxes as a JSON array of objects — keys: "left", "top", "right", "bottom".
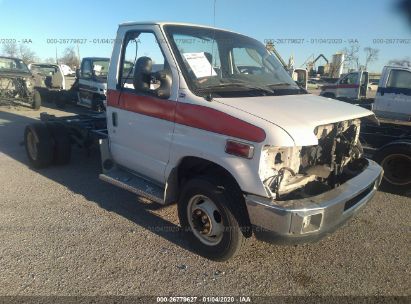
[{"left": 245, "top": 159, "right": 383, "bottom": 244}]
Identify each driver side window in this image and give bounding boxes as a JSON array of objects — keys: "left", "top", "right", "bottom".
[
  {"left": 340, "top": 73, "right": 358, "bottom": 85},
  {"left": 120, "top": 31, "right": 168, "bottom": 94},
  {"left": 81, "top": 60, "right": 92, "bottom": 79}
]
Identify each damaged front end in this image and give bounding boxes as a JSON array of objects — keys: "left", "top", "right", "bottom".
[
  {"left": 0, "top": 75, "right": 34, "bottom": 106},
  {"left": 260, "top": 119, "right": 367, "bottom": 200},
  {"left": 0, "top": 57, "right": 35, "bottom": 107}
]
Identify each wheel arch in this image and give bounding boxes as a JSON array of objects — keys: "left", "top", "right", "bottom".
[
  {"left": 165, "top": 156, "right": 252, "bottom": 237},
  {"left": 374, "top": 139, "right": 411, "bottom": 159}
]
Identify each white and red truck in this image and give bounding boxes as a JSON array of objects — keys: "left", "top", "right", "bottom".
[
  {"left": 320, "top": 70, "right": 376, "bottom": 102},
  {"left": 23, "top": 22, "right": 383, "bottom": 260}
]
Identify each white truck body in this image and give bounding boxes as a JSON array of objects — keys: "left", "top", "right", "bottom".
[
  {"left": 105, "top": 22, "right": 382, "bottom": 245},
  {"left": 360, "top": 66, "right": 410, "bottom": 192},
  {"left": 372, "top": 66, "right": 411, "bottom": 121},
  {"left": 320, "top": 71, "right": 376, "bottom": 101},
  {"left": 60, "top": 64, "right": 75, "bottom": 76},
  {"left": 24, "top": 22, "right": 384, "bottom": 260}
]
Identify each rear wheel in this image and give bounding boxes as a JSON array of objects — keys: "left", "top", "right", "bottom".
[
  {"left": 375, "top": 143, "right": 411, "bottom": 192},
  {"left": 178, "top": 176, "right": 246, "bottom": 261},
  {"left": 24, "top": 123, "right": 53, "bottom": 168}
]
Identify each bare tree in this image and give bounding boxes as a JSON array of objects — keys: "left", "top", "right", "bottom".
[
  {"left": 2, "top": 42, "right": 37, "bottom": 63},
  {"left": 18, "top": 44, "right": 37, "bottom": 63},
  {"left": 2, "top": 42, "right": 18, "bottom": 57},
  {"left": 364, "top": 47, "right": 379, "bottom": 70},
  {"left": 342, "top": 44, "right": 360, "bottom": 71},
  {"left": 388, "top": 57, "right": 411, "bottom": 67},
  {"left": 59, "top": 47, "right": 79, "bottom": 68}
]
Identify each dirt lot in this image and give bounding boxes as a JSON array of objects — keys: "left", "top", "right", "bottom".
[{"left": 0, "top": 103, "right": 410, "bottom": 298}]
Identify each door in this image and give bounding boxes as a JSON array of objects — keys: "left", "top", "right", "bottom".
[
  {"left": 374, "top": 67, "right": 411, "bottom": 119},
  {"left": 359, "top": 71, "right": 368, "bottom": 99},
  {"left": 336, "top": 72, "right": 360, "bottom": 99},
  {"left": 107, "top": 30, "right": 176, "bottom": 183},
  {"left": 78, "top": 59, "right": 93, "bottom": 106}
]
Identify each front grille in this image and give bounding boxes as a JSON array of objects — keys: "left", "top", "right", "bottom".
[{"left": 343, "top": 183, "right": 374, "bottom": 211}]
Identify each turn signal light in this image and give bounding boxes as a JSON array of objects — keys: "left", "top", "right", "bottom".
[{"left": 225, "top": 140, "right": 254, "bottom": 159}]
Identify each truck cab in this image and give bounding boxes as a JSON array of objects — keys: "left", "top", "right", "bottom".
[
  {"left": 24, "top": 22, "right": 383, "bottom": 260},
  {"left": 360, "top": 66, "right": 411, "bottom": 192},
  {"left": 373, "top": 66, "right": 411, "bottom": 121},
  {"left": 77, "top": 57, "right": 109, "bottom": 111},
  {"left": 291, "top": 68, "right": 308, "bottom": 90},
  {"left": 321, "top": 70, "right": 375, "bottom": 102}
]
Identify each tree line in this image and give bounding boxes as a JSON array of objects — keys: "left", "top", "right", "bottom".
[{"left": 1, "top": 42, "right": 80, "bottom": 68}]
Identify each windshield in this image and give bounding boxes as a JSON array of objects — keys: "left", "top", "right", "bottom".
[
  {"left": 164, "top": 25, "right": 303, "bottom": 97},
  {"left": 92, "top": 59, "right": 110, "bottom": 77},
  {"left": 0, "top": 57, "right": 30, "bottom": 73}
]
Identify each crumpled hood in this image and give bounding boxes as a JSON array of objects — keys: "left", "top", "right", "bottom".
[{"left": 216, "top": 94, "right": 374, "bottom": 146}]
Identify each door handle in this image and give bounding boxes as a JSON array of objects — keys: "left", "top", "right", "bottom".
[{"left": 112, "top": 112, "right": 118, "bottom": 127}]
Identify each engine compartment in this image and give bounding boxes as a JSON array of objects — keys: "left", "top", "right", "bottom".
[
  {"left": 0, "top": 76, "right": 34, "bottom": 105},
  {"left": 260, "top": 119, "right": 368, "bottom": 200}
]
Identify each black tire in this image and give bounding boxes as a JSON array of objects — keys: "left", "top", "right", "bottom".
[
  {"left": 32, "top": 90, "right": 41, "bottom": 110},
  {"left": 374, "top": 143, "right": 411, "bottom": 193},
  {"left": 178, "top": 176, "right": 246, "bottom": 261},
  {"left": 47, "top": 122, "right": 71, "bottom": 165},
  {"left": 24, "top": 123, "right": 53, "bottom": 168}
]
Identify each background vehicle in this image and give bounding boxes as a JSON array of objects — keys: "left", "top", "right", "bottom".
[
  {"left": 23, "top": 22, "right": 383, "bottom": 261},
  {"left": 361, "top": 66, "right": 411, "bottom": 193},
  {"left": 29, "top": 63, "right": 67, "bottom": 106},
  {"left": 29, "top": 63, "right": 66, "bottom": 90},
  {"left": 60, "top": 64, "right": 75, "bottom": 76},
  {"left": 0, "top": 56, "right": 41, "bottom": 109},
  {"left": 76, "top": 57, "right": 109, "bottom": 111},
  {"left": 320, "top": 70, "right": 377, "bottom": 102},
  {"left": 291, "top": 68, "right": 308, "bottom": 89}
]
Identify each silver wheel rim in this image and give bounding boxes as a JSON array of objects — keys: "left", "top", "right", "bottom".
[
  {"left": 26, "top": 131, "right": 38, "bottom": 161},
  {"left": 187, "top": 194, "right": 224, "bottom": 246}
]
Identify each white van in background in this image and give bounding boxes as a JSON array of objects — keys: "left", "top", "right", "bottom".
[{"left": 60, "top": 64, "right": 75, "bottom": 76}]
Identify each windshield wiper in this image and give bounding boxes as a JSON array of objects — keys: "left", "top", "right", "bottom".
[
  {"left": 267, "top": 82, "right": 294, "bottom": 87},
  {"left": 198, "top": 82, "right": 274, "bottom": 95}
]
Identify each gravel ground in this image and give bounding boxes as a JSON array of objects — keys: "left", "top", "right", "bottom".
[{"left": 0, "top": 104, "right": 410, "bottom": 298}]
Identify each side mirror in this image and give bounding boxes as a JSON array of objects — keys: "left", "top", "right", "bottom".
[
  {"left": 154, "top": 71, "right": 172, "bottom": 99},
  {"left": 75, "top": 68, "right": 80, "bottom": 79}
]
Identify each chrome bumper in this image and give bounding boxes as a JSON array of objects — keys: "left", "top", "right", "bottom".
[{"left": 245, "top": 159, "right": 383, "bottom": 243}]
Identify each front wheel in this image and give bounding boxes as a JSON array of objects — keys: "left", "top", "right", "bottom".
[{"left": 178, "top": 177, "right": 246, "bottom": 261}]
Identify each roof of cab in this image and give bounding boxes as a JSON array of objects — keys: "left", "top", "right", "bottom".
[{"left": 118, "top": 21, "right": 238, "bottom": 34}]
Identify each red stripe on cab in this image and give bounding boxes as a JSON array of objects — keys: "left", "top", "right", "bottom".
[{"left": 107, "top": 89, "right": 266, "bottom": 143}]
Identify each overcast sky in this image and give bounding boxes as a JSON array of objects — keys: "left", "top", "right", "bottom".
[{"left": 0, "top": 0, "right": 410, "bottom": 72}]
